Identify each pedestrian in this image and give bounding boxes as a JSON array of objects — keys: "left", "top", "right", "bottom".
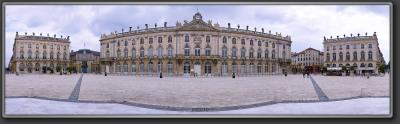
[
  {"left": 302, "top": 71, "right": 305, "bottom": 78},
  {"left": 307, "top": 71, "right": 310, "bottom": 78}
]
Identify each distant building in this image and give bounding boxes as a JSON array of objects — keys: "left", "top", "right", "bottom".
[
  {"left": 70, "top": 49, "right": 100, "bottom": 73},
  {"left": 10, "top": 32, "right": 70, "bottom": 74},
  {"left": 291, "top": 47, "right": 323, "bottom": 73},
  {"left": 323, "top": 32, "right": 385, "bottom": 74}
]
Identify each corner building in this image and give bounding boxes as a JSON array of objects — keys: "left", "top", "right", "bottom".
[{"left": 99, "top": 12, "right": 292, "bottom": 76}]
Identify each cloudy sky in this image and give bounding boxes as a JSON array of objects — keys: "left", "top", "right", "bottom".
[{"left": 4, "top": 4, "right": 390, "bottom": 65}]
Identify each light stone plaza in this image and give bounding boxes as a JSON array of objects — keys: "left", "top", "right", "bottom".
[{"left": 4, "top": 6, "right": 390, "bottom": 115}]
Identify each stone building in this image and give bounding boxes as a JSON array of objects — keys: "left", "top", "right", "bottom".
[
  {"left": 99, "top": 12, "right": 292, "bottom": 76},
  {"left": 70, "top": 49, "right": 100, "bottom": 73},
  {"left": 10, "top": 32, "right": 70, "bottom": 74},
  {"left": 323, "top": 32, "right": 385, "bottom": 74},
  {"left": 291, "top": 48, "right": 323, "bottom": 73}
]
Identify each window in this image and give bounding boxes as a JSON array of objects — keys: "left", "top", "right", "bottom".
[
  {"left": 140, "top": 47, "right": 144, "bottom": 57},
  {"left": 157, "top": 47, "right": 163, "bottom": 57},
  {"left": 360, "top": 63, "right": 365, "bottom": 67},
  {"left": 257, "top": 63, "right": 262, "bottom": 74},
  {"left": 272, "top": 43, "right": 275, "bottom": 48},
  {"left": 205, "top": 62, "right": 212, "bottom": 74},
  {"left": 28, "top": 50, "right": 32, "bottom": 59},
  {"left": 241, "top": 48, "right": 246, "bottom": 58},
  {"left": 353, "top": 51, "right": 357, "bottom": 61},
  {"left": 140, "top": 38, "right": 144, "bottom": 44},
  {"left": 167, "top": 62, "right": 173, "bottom": 73},
  {"left": 132, "top": 39, "right": 135, "bottom": 45},
  {"left": 232, "top": 38, "right": 236, "bottom": 44},
  {"left": 258, "top": 41, "right": 261, "bottom": 46},
  {"left": 132, "top": 48, "right": 136, "bottom": 58},
  {"left": 184, "top": 44, "right": 190, "bottom": 56},
  {"left": 124, "top": 48, "right": 128, "bottom": 57},
  {"left": 353, "top": 63, "right": 357, "bottom": 67},
  {"left": 148, "top": 47, "right": 153, "bottom": 57},
  {"left": 265, "top": 42, "right": 268, "bottom": 47},
  {"left": 35, "top": 51, "right": 39, "bottom": 59},
  {"left": 184, "top": 62, "right": 190, "bottom": 74},
  {"left": 63, "top": 52, "right": 67, "bottom": 60},
  {"left": 131, "top": 63, "right": 136, "bottom": 73},
  {"left": 117, "top": 41, "right": 120, "bottom": 46},
  {"left": 265, "top": 49, "right": 269, "bottom": 59},
  {"left": 185, "top": 35, "right": 189, "bottom": 42},
  {"left": 232, "top": 62, "right": 238, "bottom": 73},
  {"left": 205, "top": 46, "right": 211, "bottom": 56},
  {"left": 257, "top": 49, "right": 262, "bottom": 59},
  {"left": 282, "top": 51, "right": 286, "bottom": 59},
  {"left": 168, "top": 46, "right": 173, "bottom": 57},
  {"left": 231, "top": 47, "right": 237, "bottom": 57},
  {"left": 148, "top": 62, "right": 153, "bottom": 74},
  {"left": 271, "top": 50, "right": 275, "bottom": 59},
  {"left": 158, "top": 37, "right": 162, "bottom": 43},
  {"left": 106, "top": 43, "right": 109, "bottom": 48},
  {"left": 106, "top": 50, "right": 110, "bottom": 58},
  {"left": 57, "top": 52, "right": 60, "bottom": 60},
  {"left": 283, "top": 44, "right": 286, "bottom": 49},
  {"left": 330, "top": 52, "right": 337, "bottom": 61},
  {"left": 326, "top": 47, "right": 329, "bottom": 51},
  {"left": 168, "top": 36, "right": 173, "bottom": 43},
  {"left": 195, "top": 46, "right": 201, "bottom": 56},
  {"left": 206, "top": 36, "right": 210, "bottom": 43},
  {"left": 346, "top": 52, "right": 350, "bottom": 61},
  {"left": 125, "top": 40, "right": 128, "bottom": 46},
  {"left": 240, "top": 63, "right": 246, "bottom": 74},
  {"left": 339, "top": 52, "right": 343, "bottom": 61},
  {"left": 222, "top": 36, "right": 227, "bottom": 44},
  {"left": 42, "top": 51, "right": 47, "bottom": 59},
  {"left": 241, "top": 39, "right": 245, "bottom": 45},
  {"left": 346, "top": 45, "right": 350, "bottom": 49},
  {"left": 368, "top": 63, "right": 373, "bottom": 67},
  {"left": 361, "top": 44, "right": 364, "bottom": 49},
  {"left": 139, "top": 62, "right": 145, "bottom": 73},
  {"left": 157, "top": 62, "right": 162, "bottom": 73},
  {"left": 249, "top": 49, "right": 254, "bottom": 58},
  {"left": 368, "top": 51, "right": 373, "bottom": 60},
  {"left": 64, "top": 46, "right": 67, "bottom": 50},
  {"left": 222, "top": 47, "right": 227, "bottom": 57},
  {"left": 221, "top": 62, "right": 228, "bottom": 74},
  {"left": 19, "top": 62, "right": 24, "bottom": 71},
  {"left": 326, "top": 53, "right": 330, "bottom": 62},
  {"left": 149, "top": 38, "right": 153, "bottom": 44},
  {"left": 368, "top": 44, "right": 372, "bottom": 49},
  {"left": 43, "top": 45, "right": 46, "bottom": 49},
  {"left": 361, "top": 51, "right": 365, "bottom": 60},
  {"left": 117, "top": 49, "right": 121, "bottom": 58},
  {"left": 250, "top": 40, "right": 254, "bottom": 45}
]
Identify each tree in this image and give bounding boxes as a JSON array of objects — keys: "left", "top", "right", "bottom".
[{"left": 379, "top": 64, "right": 385, "bottom": 74}]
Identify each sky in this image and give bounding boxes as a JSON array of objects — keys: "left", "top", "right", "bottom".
[{"left": 4, "top": 4, "right": 390, "bottom": 66}]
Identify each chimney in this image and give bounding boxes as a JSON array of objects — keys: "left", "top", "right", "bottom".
[
  {"left": 54, "top": 34, "right": 56, "bottom": 38},
  {"left": 254, "top": 27, "right": 257, "bottom": 32},
  {"left": 40, "top": 33, "right": 42, "bottom": 36},
  {"left": 373, "top": 32, "right": 377, "bottom": 36},
  {"left": 155, "top": 23, "right": 157, "bottom": 28},
  {"left": 16, "top": 32, "right": 18, "bottom": 36},
  {"left": 365, "top": 32, "right": 368, "bottom": 36},
  {"left": 61, "top": 35, "right": 63, "bottom": 38},
  {"left": 269, "top": 30, "right": 271, "bottom": 34},
  {"left": 67, "top": 36, "right": 70, "bottom": 40},
  {"left": 122, "top": 28, "right": 124, "bottom": 33},
  {"left": 324, "top": 36, "right": 326, "bottom": 41},
  {"left": 343, "top": 34, "right": 346, "bottom": 37},
  {"left": 47, "top": 33, "right": 49, "bottom": 37},
  {"left": 237, "top": 24, "right": 240, "bottom": 29},
  {"left": 337, "top": 36, "right": 339, "bottom": 39},
  {"left": 25, "top": 32, "right": 27, "bottom": 35},
  {"left": 357, "top": 33, "right": 360, "bottom": 37},
  {"left": 350, "top": 33, "right": 353, "bottom": 37},
  {"left": 32, "top": 32, "right": 35, "bottom": 36}
]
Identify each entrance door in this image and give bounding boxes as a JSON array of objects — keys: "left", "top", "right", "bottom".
[
  {"left": 82, "top": 61, "right": 88, "bottom": 73},
  {"left": 194, "top": 62, "right": 201, "bottom": 76},
  {"left": 183, "top": 62, "right": 190, "bottom": 76}
]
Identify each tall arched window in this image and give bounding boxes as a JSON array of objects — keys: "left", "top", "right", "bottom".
[
  {"left": 258, "top": 41, "right": 261, "bottom": 46},
  {"left": 132, "top": 48, "right": 136, "bottom": 58},
  {"left": 241, "top": 39, "right": 245, "bottom": 45},
  {"left": 131, "top": 62, "right": 136, "bottom": 73},
  {"left": 240, "top": 62, "right": 246, "bottom": 74},
  {"left": 222, "top": 36, "right": 227, "bottom": 44},
  {"left": 28, "top": 50, "right": 32, "bottom": 59},
  {"left": 106, "top": 50, "right": 110, "bottom": 58},
  {"left": 222, "top": 46, "right": 227, "bottom": 57},
  {"left": 282, "top": 51, "right": 286, "bottom": 59},
  {"left": 368, "top": 51, "right": 373, "bottom": 60},
  {"left": 124, "top": 48, "right": 128, "bottom": 58},
  {"left": 50, "top": 51, "right": 54, "bottom": 59},
  {"left": 140, "top": 38, "right": 144, "bottom": 44},
  {"left": 124, "top": 40, "right": 128, "bottom": 46},
  {"left": 205, "top": 62, "right": 212, "bottom": 74},
  {"left": 272, "top": 43, "right": 275, "bottom": 48},
  {"left": 184, "top": 62, "right": 190, "bottom": 74},
  {"left": 361, "top": 51, "right": 365, "bottom": 60},
  {"left": 353, "top": 51, "right": 357, "bottom": 61},
  {"left": 332, "top": 53, "right": 336, "bottom": 61},
  {"left": 35, "top": 51, "right": 39, "bottom": 59},
  {"left": 57, "top": 52, "right": 60, "bottom": 60},
  {"left": 257, "top": 49, "right": 262, "bottom": 59},
  {"left": 241, "top": 48, "right": 246, "bottom": 58},
  {"left": 221, "top": 62, "right": 228, "bottom": 75},
  {"left": 232, "top": 62, "right": 238, "bottom": 73},
  {"left": 158, "top": 37, "right": 162, "bottom": 43},
  {"left": 205, "top": 45, "right": 211, "bottom": 56},
  {"left": 257, "top": 63, "right": 262, "bottom": 74},
  {"left": 139, "top": 62, "right": 145, "bottom": 74},
  {"left": 148, "top": 47, "right": 153, "bottom": 57},
  {"left": 148, "top": 62, "right": 154, "bottom": 74},
  {"left": 271, "top": 50, "right": 276, "bottom": 59},
  {"left": 63, "top": 52, "right": 67, "bottom": 60},
  {"left": 167, "top": 61, "right": 173, "bottom": 73},
  {"left": 168, "top": 36, "right": 173, "bottom": 43},
  {"left": 231, "top": 47, "right": 237, "bottom": 57},
  {"left": 265, "top": 49, "right": 269, "bottom": 59},
  {"left": 265, "top": 41, "right": 269, "bottom": 47},
  {"left": 140, "top": 47, "right": 144, "bottom": 57},
  {"left": 35, "top": 63, "right": 40, "bottom": 71},
  {"left": 250, "top": 40, "right": 254, "bottom": 45},
  {"left": 346, "top": 52, "right": 350, "bottom": 61},
  {"left": 157, "top": 46, "right": 163, "bottom": 57},
  {"left": 117, "top": 49, "right": 121, "bottom": 58},
  {"left": 167, "top": 46, "right": 173, "bottom": 57},
  {"left": 149, "top": 38, "right": 153, "bottom": 44},
  {"left": 339, "top": 52, "right": 343, "bottom": 61},
  {"left": 42, "top": 51, "right": 47, "bottom": 59},
  {"left": 157, "top": 61, "right": 162, "bottom": 72},
  {"left": 123, "top": 62, "right": 128, "bottom": 72},
  {"left": 185, "top": 35, "right": 189, "bottom": 42},
  {"left": 249, "top": 48, "right": 254, "bottom": 58}
]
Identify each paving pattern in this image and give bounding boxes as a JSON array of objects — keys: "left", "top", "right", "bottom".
[
  {"left": 68, "top": 74, "right": 83, "bottom": 102},
  {"left": 309, "top": 76, "right": 329, "bottom": 101}
]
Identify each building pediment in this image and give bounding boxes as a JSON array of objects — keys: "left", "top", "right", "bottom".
[{"left": 176, "top": 12, "right": 219, "bottom": 32}]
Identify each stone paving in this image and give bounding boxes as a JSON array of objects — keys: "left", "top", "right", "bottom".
[
  {"left": 4, "top": 73, "right": 390, "bottom": 111},
  {"left": 5, "top": 74, "right": 81, "bottom": 99},
  {"left": 311, "top": 74, "right": 390, "bottom": 99}
]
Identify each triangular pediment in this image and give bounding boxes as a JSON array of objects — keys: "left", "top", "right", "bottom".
[{"left": 176, "top": 17, "right": 219, "bottom": 31}]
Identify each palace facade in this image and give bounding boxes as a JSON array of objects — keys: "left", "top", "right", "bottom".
[
  {"left": 99, "top": 12, "right": 292, "bottom": 76},
  {"left": 10, "top": 32, "right": 70, "bottom": 74},
  {"left": 70, "top": 49, "right": 100, "bottom": 73},
  {"left": 323, "top": 32, "right": 385, "bottom": 74}
]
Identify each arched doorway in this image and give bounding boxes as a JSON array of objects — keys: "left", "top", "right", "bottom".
[
  {"left": 194, "top": 61, "right": 201, "bottom": 76},
  {"left": 205, "top": 62, "right": 212, "bottom": 75}
]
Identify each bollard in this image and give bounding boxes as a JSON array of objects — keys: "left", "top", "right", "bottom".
[
  {"left": 105, "top": 72, "right": 107, "bottom": 76},
  {"left": 232, "top": 72, "right": 235, "bottom": 78},
  {"left": 160, "top": 72, "right": 163, "bottom": 78}
]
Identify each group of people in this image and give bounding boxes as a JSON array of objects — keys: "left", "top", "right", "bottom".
[{"left": 302, "top": 71, "right": 311, "bottom": 78}]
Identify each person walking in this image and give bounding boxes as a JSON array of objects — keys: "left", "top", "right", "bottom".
[{"left": 302, "top": 71, "right": 305, "bottom": 78}]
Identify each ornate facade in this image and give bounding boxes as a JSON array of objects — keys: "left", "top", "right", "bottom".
[
  {"left": 99, "top": 12, "right": 292, "bottom": 76},
  {"left": 10, "top": 32, "right": 70, "bottom": 74},
  {"left": 323, "top": 32, "right": 385, "bottom": 74},
  {"left": 70, "top": 49, "right": 100, "bottom": 73}
]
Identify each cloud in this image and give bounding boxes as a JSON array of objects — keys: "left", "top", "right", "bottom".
[{"left": 4, "top": 4, "right": 391, "bottom": 66}]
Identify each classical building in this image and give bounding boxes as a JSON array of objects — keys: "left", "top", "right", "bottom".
[
  {"left": 291, "top": 48, "right": 323, "bottom": 73},
  {"left": 323, "top": 32, "right": 385, "bottom": 74},
  {"left": 10, "top": 32, "right": 70, "bottom": 74},
  {"left": 99, "top": 12, "right": 292, "bottom": 76},
  {"left": 70, "top": 49, "right": 100, "bottom": 73}
]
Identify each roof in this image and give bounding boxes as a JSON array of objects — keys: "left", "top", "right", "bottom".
[
  {"left": 293, "top": 47, "right": 321, "bottom": 55},
  {"left": 71, "top": 49, "right": 100, "bottom": 56}
]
